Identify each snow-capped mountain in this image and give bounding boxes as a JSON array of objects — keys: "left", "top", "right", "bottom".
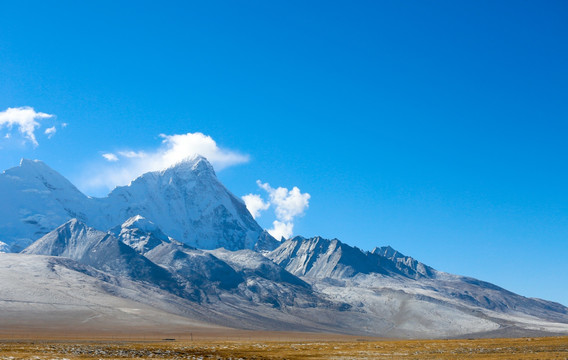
[
  {"left": 22, "top": 219, "right": 186, "bottom": 296},
  {"left": 0, "top": 157, "right": 278, "bottom": 252},
  {"left": 93, "top": 156, "right": 277, "bottom": 250},
  {"left": 110, "top": 215, "right": 179, "bottom": 254},
  {"left": 2, "top": 158, "right": 568, "bottom": 339},
  {"left": 113, "top": 216, "right": 244, "bottom": 291},
  {"left": 0, "top": 241, "right": 9, "bottom": 253},
  {"left": 0, "top": 159, "right": 90, "bottom": 252}
]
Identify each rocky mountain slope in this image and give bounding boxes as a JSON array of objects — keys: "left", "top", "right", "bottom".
[
  {"left": 267, "top": 236, "right": 568, "bottom": 337},
  {"left": 7, "top": 216, "right": 568, "bottom": 338},
  {"left": 15, "top": 218, "right": 357, "bottom": 334},
  {"left": 22, "top": 219, "right": 187, "bottom": 297}
]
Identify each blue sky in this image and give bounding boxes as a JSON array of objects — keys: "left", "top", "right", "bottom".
[{"left": 1, "top": 1, "right": 567, "bottom": 305}]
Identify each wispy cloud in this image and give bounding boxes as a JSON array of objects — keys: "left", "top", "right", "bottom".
[
  {"left": 102, "top": 153, "right": 119, "bottom": 162},
  {"left": 118, "top": 150, "right": 146, "bottom": 158},
  {"left": 44, "top": 126, "right": 57, "bottom": 139},
  {"left": 82, "top": 132, "right": 249, "bottom": 194},
  {"left": 0, "top": 107, "right": 54, "bottom": 146},
  {"left": 242, "top": 181, "right": 310, "bottom": 240}
]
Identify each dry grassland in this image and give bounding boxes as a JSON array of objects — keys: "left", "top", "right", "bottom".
[{"left": 0, "top": 336, "right": 567, "bottom": 359}]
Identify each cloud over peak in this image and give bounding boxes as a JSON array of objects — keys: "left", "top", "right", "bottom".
[
  {"left": 83, "top": 132, "right": 249, "bottom": 194},
  {"left": 159, "top": 133, "right": 249, "bottom": 171}
]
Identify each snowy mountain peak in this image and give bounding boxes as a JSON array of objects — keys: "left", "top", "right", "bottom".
[
  {"left": 22, "top": 218, "right": 106, "bottom": 258},
  {"left": 22, "top": 219, "right": 184, "bottom": 294},
  {"left": 61, "top": 218, "right": 85, "bottom": 231},
  {"left": 164, "top": 154, "right": 216, "bottom": 178},
  {"left": 120, "top": 215, "right": 160, "bottom": 233},
  {"left": 96, "top": 154, "right": 275, "bottom": 251},
  {"left": 0, "top": 241, "right": 9, "bottom": 253},
  {"left": 0, "top": 161, "right": 89, "bottom": 252},
  {"left": 9, "top": 159, "right": 85, "bottom": 198},
  {"left": 10, "top": 159, "right": 77, "bottom": 189},
  {"left": 110, "top": 215, "right": 174, "bottom": 254},
  {"left": 19, "top": 158, "right": 48, "bottom": 169}
]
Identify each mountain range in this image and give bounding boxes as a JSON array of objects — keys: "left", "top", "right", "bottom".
[{"left": 1, "top": 157, "right": 567, "bottom": 338}]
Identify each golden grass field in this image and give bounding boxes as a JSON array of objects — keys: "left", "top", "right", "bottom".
[{"left": 1, "top": 336, "right": 567, "bottom": 359}]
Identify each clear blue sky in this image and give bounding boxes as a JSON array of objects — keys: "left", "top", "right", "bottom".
[{"left": 1, "top": 1, "right": 567, "bottom": 305}]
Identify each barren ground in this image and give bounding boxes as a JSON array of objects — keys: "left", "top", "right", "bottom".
[{"left": 1, "top": 335, "right": 567, "bottom": 359}]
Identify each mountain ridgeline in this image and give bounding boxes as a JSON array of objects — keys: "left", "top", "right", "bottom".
[{"left": 1, "top": 158, "right": 568, "bottom": 338}]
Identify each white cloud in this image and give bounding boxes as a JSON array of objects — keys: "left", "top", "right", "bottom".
[
  {"left": 118, "top": 150, "right": 146, "bottom": 158},
  {"left": 269, "top": 220, "right": 294, "bottom": 241},
  {"left": 257, "top": 181, "right": 311, "bottom": 222},
  {"left": 0, "top": 106, "right": 54, "bottom": 146},
  {"left": 102, "top": 153, "right": 119, "bottom": 162},
  {"left": 81, "top": 132, "right": 249, "bottom": 194},
  {"left": 243, "top": 181, "right": 310, "bottom": 240},
  {"left": 44, "top": 126, "right": 57, "bottom": 139},
  {"left": 242, "top": 194, "right": 270, "bottom": 219},
  {"left": 158, "top": 133, "right": 249, "bottom": 170}
]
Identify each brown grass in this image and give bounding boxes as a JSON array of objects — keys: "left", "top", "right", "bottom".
[{"left": 1, "top": 336, "right": 567, "bottom": 359}]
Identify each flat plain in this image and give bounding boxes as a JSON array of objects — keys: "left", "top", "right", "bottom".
[{"left": 1, "top": 335, "right": 567, "bottom": 359}]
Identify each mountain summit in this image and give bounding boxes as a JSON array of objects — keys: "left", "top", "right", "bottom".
[
  {"left": 169, "top": 154, "right": 217, "bottom": 176},
  {"left": 93, "top": 155, "right": 274, "bottom": 250},
  {"left": 0, "top": 159, "right": 89, "bottom": 251},
  {"left": 0, "top": 157, "right": 277, "bottom": 252}
]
